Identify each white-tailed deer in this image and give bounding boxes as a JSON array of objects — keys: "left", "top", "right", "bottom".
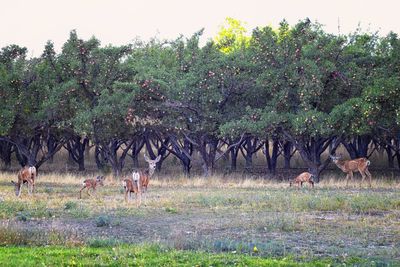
[
  {"left": 11, "top": 166, "right": 36, "bottom": 197},
  {"left": 330, "top": 154, "right": 372, "bottom": 187},
  {"left": 79, "top": 176, "right": 105, "bottom": 199},
  {"left": 290, "top": 172, "right": 315, "bottom": 188},
  {"left": 123, "top": 154, "right": 161, "bottom": 206}
]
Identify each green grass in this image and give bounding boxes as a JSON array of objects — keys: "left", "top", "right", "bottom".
[{"left": 0, "top": 244, "right": 364, "bottom": 267}]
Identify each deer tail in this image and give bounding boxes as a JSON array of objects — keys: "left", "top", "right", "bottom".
[{"left": 28, "top": 166, "right": 36, "bottom": 176}]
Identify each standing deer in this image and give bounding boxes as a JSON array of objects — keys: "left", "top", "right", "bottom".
[
  {"left": 290, "top": 172, "right": 315, "bottom": 188},
  {"left": 330, "top": 154, "right": 372, "bottom": 187},
  {"left": 79, "top": 175, "right": 105, "bottom": 199},
  {"left": 11, "top": 166, "right": 37, "bottom": 197},
  {"left": 122, "top": 178, "right": 141, "bottom": 207},
  {"left": 123, "top": 154, "right": 161, "bottom": 206}
]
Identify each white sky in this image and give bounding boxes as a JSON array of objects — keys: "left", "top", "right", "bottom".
[{"left": 1, "top": 0, "right": 399, "bottom": 57}]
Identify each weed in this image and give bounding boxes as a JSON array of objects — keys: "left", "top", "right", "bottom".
[
  {"left": 164, "top": 207, "right": 178, "bottom": 214},
  {"left": 64, "top": 201, "right": 78, "bottom": 210},
  {"left": 16, "top": 211, "right": 31, "bottom": 222}
]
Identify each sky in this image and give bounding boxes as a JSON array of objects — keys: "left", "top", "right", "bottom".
[{"left": 1, "top": 0, "right": 399, "bottom": 57}]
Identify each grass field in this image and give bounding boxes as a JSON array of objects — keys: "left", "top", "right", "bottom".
[{"left": 0, "top": 171, "right": 399, "bottom": 266}]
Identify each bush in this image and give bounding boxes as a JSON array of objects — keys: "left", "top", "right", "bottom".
[{"left": 95, "top": 215, "right": 111, "bottom": 227}]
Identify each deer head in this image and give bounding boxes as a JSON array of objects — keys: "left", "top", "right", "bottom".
[
  {"left": 144, "top": 154, "right": 161, "bottom": 175},
  {"left": 96, "top": 176, "right": 105, "bottom": 186},
  {"left": 329, "top": 154, "right": 341, "bottom": 162}
]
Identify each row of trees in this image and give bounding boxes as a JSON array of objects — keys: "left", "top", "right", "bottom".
[{"left": 0, "top": 19, "right": 399, "bottom": 180}]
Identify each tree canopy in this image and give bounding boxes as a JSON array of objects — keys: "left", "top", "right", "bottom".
[{"left": 1, "top": 19, "right": 399, "bottom": 178}]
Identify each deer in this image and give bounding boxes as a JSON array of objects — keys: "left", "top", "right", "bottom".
[
  {"left": 330, "top": 154, "right": 372, "bottom": 187},
  {"left": 11, "top": 166, "right": 37, "bottom": 197},
  {"left": 290, "top": 172, "right": 315, "bottom": 188},
  {"left": 122, "top": 154, "right": 161, "bottom": 206},
  {"left": 79, "top": 175, "right": 105, "bottom": 199},
  {"left": 122, "top": 177, "right": 141, "bottom": 207}
]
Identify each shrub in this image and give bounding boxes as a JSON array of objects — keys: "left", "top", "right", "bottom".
[{"left": 95, "top": 215, "right": 111, "bottom": 227}]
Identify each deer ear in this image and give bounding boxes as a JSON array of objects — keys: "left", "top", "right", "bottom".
[
  {"left": 11, "top": 181, "right": 15, "bottom": 185},
  {"left": 155, "top": 155, "right": 161, "bottom": 162},
  {"left": 144, "top": 154, "right": 150, "bottom": 162}
]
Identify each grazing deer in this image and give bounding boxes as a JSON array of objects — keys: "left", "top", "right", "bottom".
[
  {"left": 330, "top": 154, "right": 372, "bottom": 187},
  {"left": 11, "top": 166, "right": 37, "bottom": 197},
  {"left": 123, "top": 154, "right": 161, "bottom": 206},
  {"left": 79, "top": 176, "right": 105, "bottom": 199},
  {"left": 290, "top": 172, "right": 315, "bottom": 188}
]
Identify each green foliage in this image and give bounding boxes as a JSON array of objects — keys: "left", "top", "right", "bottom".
[{"left": 214, "top": 17, "right": 250, "bottom": 54}]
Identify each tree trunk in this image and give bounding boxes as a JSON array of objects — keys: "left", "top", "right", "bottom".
[
  {"left": 264, "top": 139, "right": 279, "bottom": 175},
  {"left": 0, "top": 141, "right": 13, "bottom": 170},
  {"left": 65, "top": 136, "right": 89, "bottom": 171},
  {"left": 129, "top": 138, "right": 144, "bottom": 168},
  {"left": 197, "top": 135, "right": 218, "bottom": 177},
  {"left": 283, "top": 141, "right": 294, "bottom": 169},
  {"left": 229, "top": 147, "right": 239, "bottom": 172},
  {"left": 342, "top": 135, "right": 371, "bottom": 159}
]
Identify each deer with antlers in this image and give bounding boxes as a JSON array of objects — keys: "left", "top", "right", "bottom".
[
  {"left": 11, "top": 166, "right": 37, "bottom": 197},
  {"left": 79, "top": 175, "right": 105, "bottom": 199},
  {"left": 290, "top": 172, "right": 315, "bottom": 188},
  {"left": 330, "top": 154, "right": 372, "bottom": 187},
  {"left": 122, "top": 154, "right": 161, "bottom": 206}
]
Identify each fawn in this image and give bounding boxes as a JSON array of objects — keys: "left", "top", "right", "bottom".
[
  {"left": 290, "top": 172, "right": 315, "bottom": 188},
  {"left": 79, "top": 176, "right": 105, "bottom": 199}
]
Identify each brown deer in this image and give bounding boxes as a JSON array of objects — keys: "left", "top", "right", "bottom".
[
  {"left": 123, "top": 154, "right": 161, "bottom": 206},
  {"left": 79, "top": 176, "right": 105, "bottom": 199},
  {"left": 122, "top": 177, "right": 141, "bottom": 207},
  {"left": 330, "top": 154, "right": 372, "bottom": 187},
  {"left": 11, "top": 166, "right": 37, "bottom": 197},
  {"left": 290, "top": 172, "right": 315, "bottom": 188}
]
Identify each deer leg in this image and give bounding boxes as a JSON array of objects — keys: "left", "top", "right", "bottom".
[
  {"left": 349, "top": 172, "right": 354, "bottom": 186},
  {"left": 29, "top": 182, "right": 34, "bottom": 195},
  {"left": 359, "top": 170, "right": 366, "bottom": 187},
  {"left": 87, "top": 188, "right": 91, "bottom": 197},
  {"left": 309, "top": 181, "right": 314, "bottom": 188},
  {"left": 79, "top": 186, "right": 86, "bottom": 199},
  {"left": 365, "top": 168, "right": 372, "bottom": 187},
  {"left": 18, "top": 184, "right": 22, "bottom": 197}
]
